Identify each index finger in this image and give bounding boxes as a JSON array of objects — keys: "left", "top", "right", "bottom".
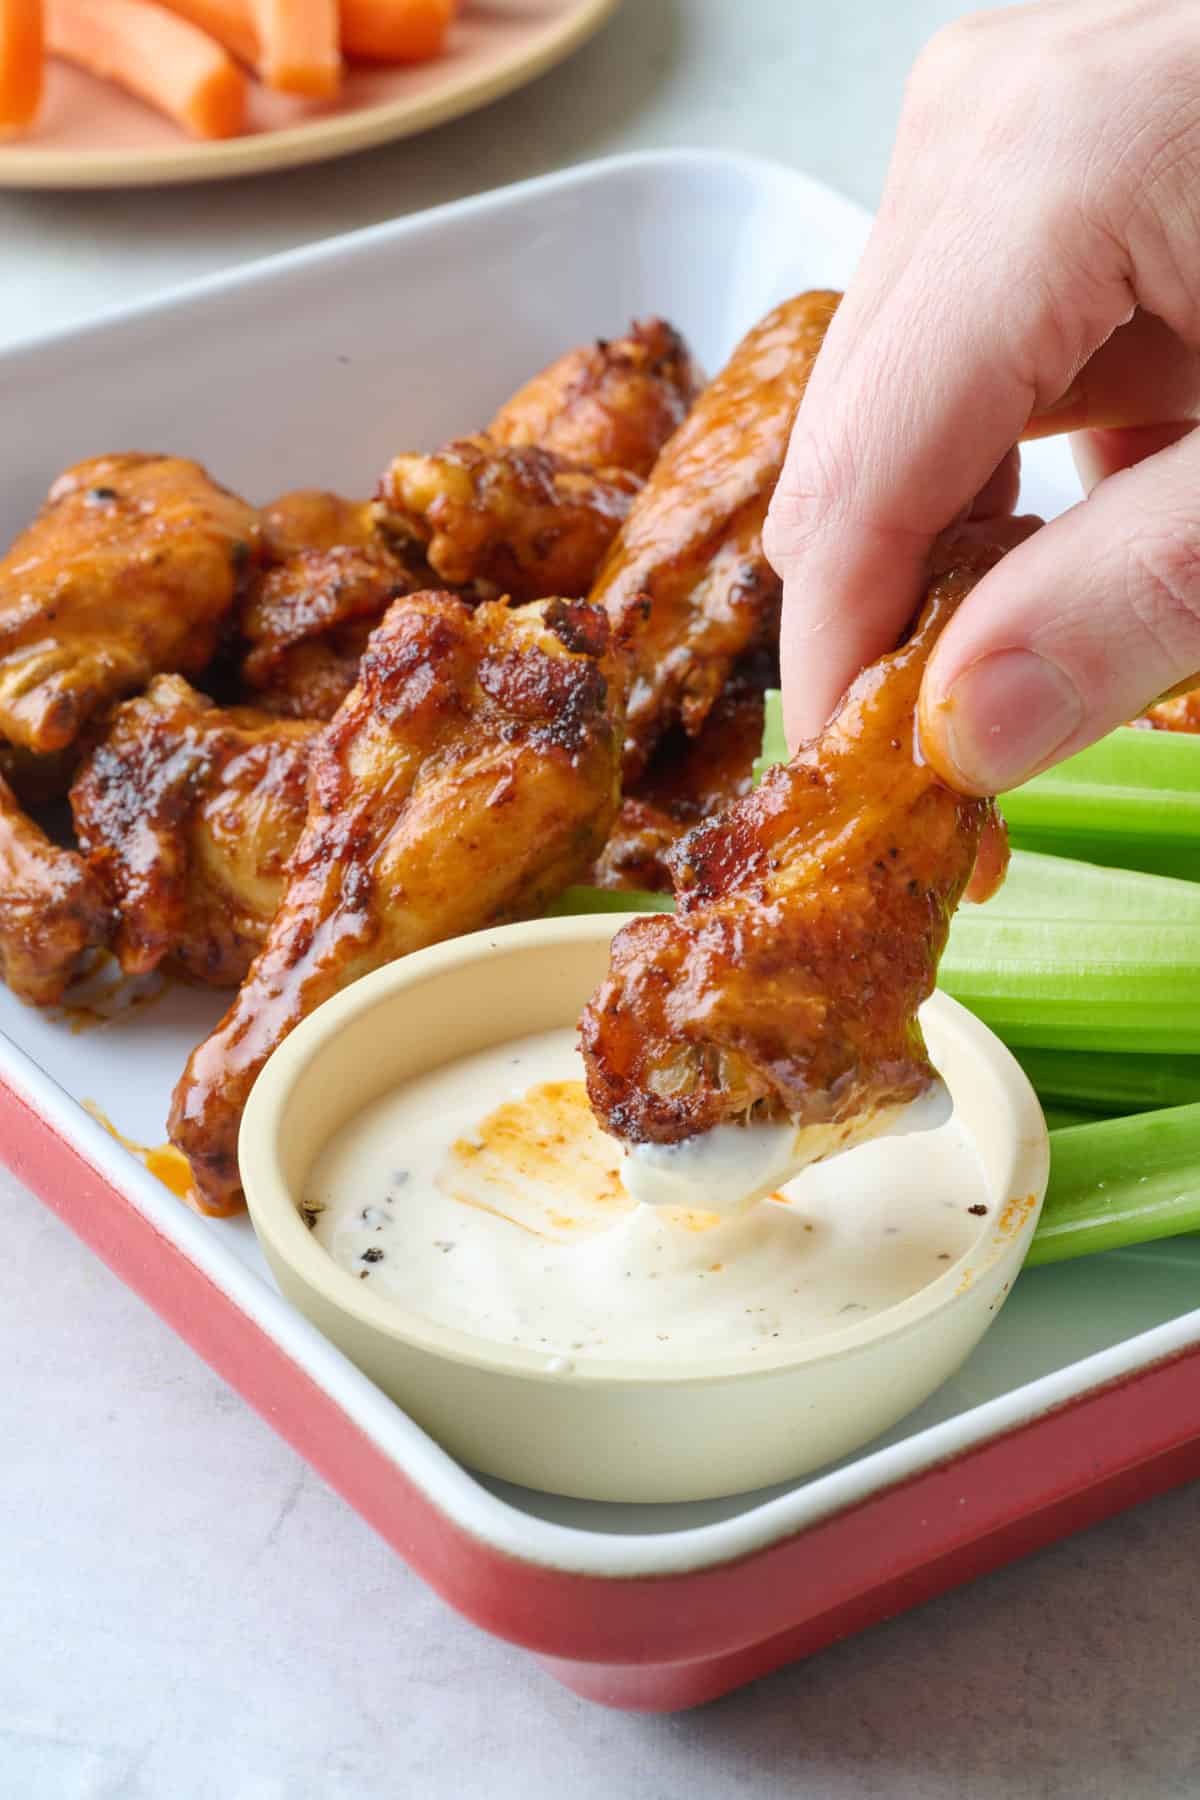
[{"left": 764, "top": 101, "right": 1132, "bottom": 746}]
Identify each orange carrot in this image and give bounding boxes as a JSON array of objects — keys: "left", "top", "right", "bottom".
[
  {"left": 46, "top": 0, "right": 246, "bottom": 139},
  {"left": 253, "top": 0, "right": 340, "bottom": 97},
  {"left": 339, "top": 0, "right": 453, "bottom": 63},
  {"left": 0, "top": 0, "right": 44, "bottom": 135},
  {"left": 157, "top": 0, "right": 258, "bottom": 66}
]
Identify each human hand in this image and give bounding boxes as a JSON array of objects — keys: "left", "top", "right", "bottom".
[{"left": 764, "top": 0, "right": 1200, "bottom": 793}]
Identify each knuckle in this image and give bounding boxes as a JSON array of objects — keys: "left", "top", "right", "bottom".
[
  {"left": 764, "top": 429, "right": 852, "bottom": 570},
  {"left": 1126, "top": 517, "right": 1200, "bottom": 664},
  {"left": 909, "top": 15, "right": 985, "bottom": 91}
]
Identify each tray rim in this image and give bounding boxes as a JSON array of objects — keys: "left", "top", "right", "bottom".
[
  {"left": 6, "top": 1047, "right": 1200, "bottom": 1702},
  {"left": 3, "top": 146, "right": 1200, "bottom": 1702},
  {"left": 0, "top": 146, "right": 861, "bottom": 363}
]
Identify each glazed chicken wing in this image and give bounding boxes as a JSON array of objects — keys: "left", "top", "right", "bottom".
[
  {"left": 235, "top": 489, "right": 425, "bottom": 721},
  {"left": 581, "top": 521, "right": 1034, "bottom": 1168},
  {"left": 1140, "top": 686, "right": 1200, "bottom": 732},
  {"left": 488, "top": 318, "right": 702, "bottom": 478},
  {"left": 0, "top": 454, "right": 260, "bottom": 755},
  {"left": 0, "top": 773, "right": 111, "bottom": 1005},
  {"left": 593, "top": 653, "right": 772, "bottom": 892},
  {"left": 72, "top": 676, "right": 318, "bottom": 989},
  {"left": 169, "top": 592, "right": 623, "bottom": 1214},
  {"left": 592, "top": 292, "right": 839, "bottom": 781},
  {"left": 374, "top": 437, "right": 640, "bottom": 602},
  {"left": 239, "top": 542, "right": 421, "bottom": 721},
  {"left": 258, "top": 489, "right": 375, "bottom": 562}
]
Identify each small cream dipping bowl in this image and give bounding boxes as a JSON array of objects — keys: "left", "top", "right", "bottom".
[{"left": 240, "top": 914, "right": 1049, "bottom": 1503}]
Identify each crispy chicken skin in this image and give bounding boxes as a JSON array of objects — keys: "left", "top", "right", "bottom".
[
  {"left": 488, "top": 319, "right": 703, "bottom": 478},
  {"left": 374, "top": 436, "right": 641, "bottom": 602},
  {"left": 0, "top": 773, "right": 111, "bottom": 1005},
  {"left": 591, "top": 292, "right": 840, "bottom": 782},
  {"left": 0, "top": 454, "right": 260, "bottom": 755},
  {"left": 236, "top": 490, "right": 424, "bottom": 721},
  {"left": 169, "top": 592, "right": 624, "bottom": 1214},
  {"left": 71, "top": 676, "right": 318, "bottom": 989},
  {"left": 239, "top": 542, "right": 420, "bottom": 721},
  {"left": 259, "top": 489, "right": 375, "bottom": 561},
  {"left": 593, "top": 655, "right": 771, "bottom": 892},
  {"left": 580, "top": 521, "right": 1034, "bottom": 1150}
]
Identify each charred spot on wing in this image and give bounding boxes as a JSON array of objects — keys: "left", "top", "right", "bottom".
[{"left": 542, "top": 598, "right": 610, "bottom": 660}]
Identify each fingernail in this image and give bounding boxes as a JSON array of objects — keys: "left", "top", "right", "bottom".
[{"left": 930, "top": 649, "right": 1084, "bottom": 792}]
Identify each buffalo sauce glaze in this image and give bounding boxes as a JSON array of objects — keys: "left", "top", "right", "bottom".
[{"left": 304, "top": 1028, "right": 992, "bottom": 1367}]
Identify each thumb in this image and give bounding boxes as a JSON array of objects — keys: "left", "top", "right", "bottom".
[{"left": 919, "top": 424, "right": 1200, "bottom": 793}]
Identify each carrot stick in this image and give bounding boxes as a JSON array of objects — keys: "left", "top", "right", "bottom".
[
  {"left": 339, "top": 0, "right": 453, "bottom": 63},
  {"left": 157, "top": 0, "right": 258, "bottom": 66},
  {"left": 46, "top": 0, "right": 246, "bottom": 139},
  {"left": 253, "top": 0, "right": 340, "bottom": 97},
  {"left": 0, "top": 0, "right": 44, "bottom": 135}
]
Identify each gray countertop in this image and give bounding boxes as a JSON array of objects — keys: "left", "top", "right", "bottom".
[{"left": 2, "top": 3, "right": 1198, "bottom": 1794}]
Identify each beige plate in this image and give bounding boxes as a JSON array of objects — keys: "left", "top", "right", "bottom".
[
  {"left": 0, "top": 0, "right": 619, "bottom": 190},
  {"left": 240, "top": 914, "right": 1050, "bottom": 1505}
]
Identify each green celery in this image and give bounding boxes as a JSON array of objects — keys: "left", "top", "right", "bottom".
[
  {"left": 1013, "top": 1047, "right": 1200, "bottom": 1115},
  {"left": 1002, "top": 727, "right": 1200, "bottom": 881},
  {"left": 549, "top": 885, "right": 673, "bottom": 917},
  {"left": 1028, "top": 1103, "right": 1200, "bottom": 1265},
  {"left": 1040, "top": 1104, "right": 1106, "bottom": 1132}
]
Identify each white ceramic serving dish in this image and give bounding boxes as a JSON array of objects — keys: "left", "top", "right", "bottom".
[
  {"left": 1, "top": 151, "right": 1197, "bottom": 1710},
  {"left": 241, "top": 916, "right": 1049, "bottom": 1503}
]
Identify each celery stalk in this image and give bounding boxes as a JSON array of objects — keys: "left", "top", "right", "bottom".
[
  {"left": 1027, "top": 1103, "right": 1200, "bottom": 1265},
  {"left": 1040, "top": 1104, "right": 1106, "bottom": 1132},
  {"left": 549, "top": 885, "right": 673, "bottom": 917},
  {"left": 1002, "top": 727, "right": 1200, "bottom": 881},
  {"left": 1013, "top": 1048, "right": 1200, "bottom": 1115}
]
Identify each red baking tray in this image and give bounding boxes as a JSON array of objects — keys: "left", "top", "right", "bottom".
[{"left": 2, "top": 150, "right": 1198, "bottom": 1711}]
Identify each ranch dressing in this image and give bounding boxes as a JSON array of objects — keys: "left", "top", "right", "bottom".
[
  {"left": 621, "top": 1082, "right": 955, "bottom": 1215},
  {"left": 305, "top": 1028, "right": 990, "bottom": 1365}
]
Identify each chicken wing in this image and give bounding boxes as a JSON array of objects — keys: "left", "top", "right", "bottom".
[
  {"left": 593, "top": 653, "right": 772, "bottom": 892},
  {"left": 374, "top": 437, "right": 640, "bottom": 602},
  {"left": 592, "top": 292, "right": 839, "bottom": 781},
  {"left": 259, "top": 489, "right": 375, "bottom": 561},
  {"left": 71, "top": 676, "right": 318, "bottom": 989},
  {"left": 169, "top": 592, "right": 623, "bottom": 1214},
  {"left": 1140, "top": 686, "right": 1200, "bottom": 732},
  {"left": 488, "top": 318, "right": 702, "bottom": 477},
  {"left": 0, "top": 454, "right": 260, "bottom": 755},
  {"left": 0, "top": 773, "right": 111, "bottom": 1005},
  {"left": 581, "top": 520, "right": 1034, "bottom": 1161},
  {"left": 238, "top": 542, "right": 421, "bottom": 721}
]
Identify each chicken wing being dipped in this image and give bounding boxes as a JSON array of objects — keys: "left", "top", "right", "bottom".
[
  {"left": 71, "top": 676, "right": 318, "bottom": 988},
  {"left": 488, "top": 318, "right": 703, "bottom": 478},
  {"left": 0, "top": 773, "right": 111, "bottom": 1005},
  {"left": 592, "top": 292, "right": 840, "bottom": 782},
  {"left": 581, "top": 519, "right": 1037, "bottom": 1214},
  {"left": 169, "top": 592, "right": 624, "bottom": 1214},
  {"left": 374, "top": 437, "right": 641, "bottom": 602},
  {"left": 0, "top": 453, "right": 260, "bottom": 755}
]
